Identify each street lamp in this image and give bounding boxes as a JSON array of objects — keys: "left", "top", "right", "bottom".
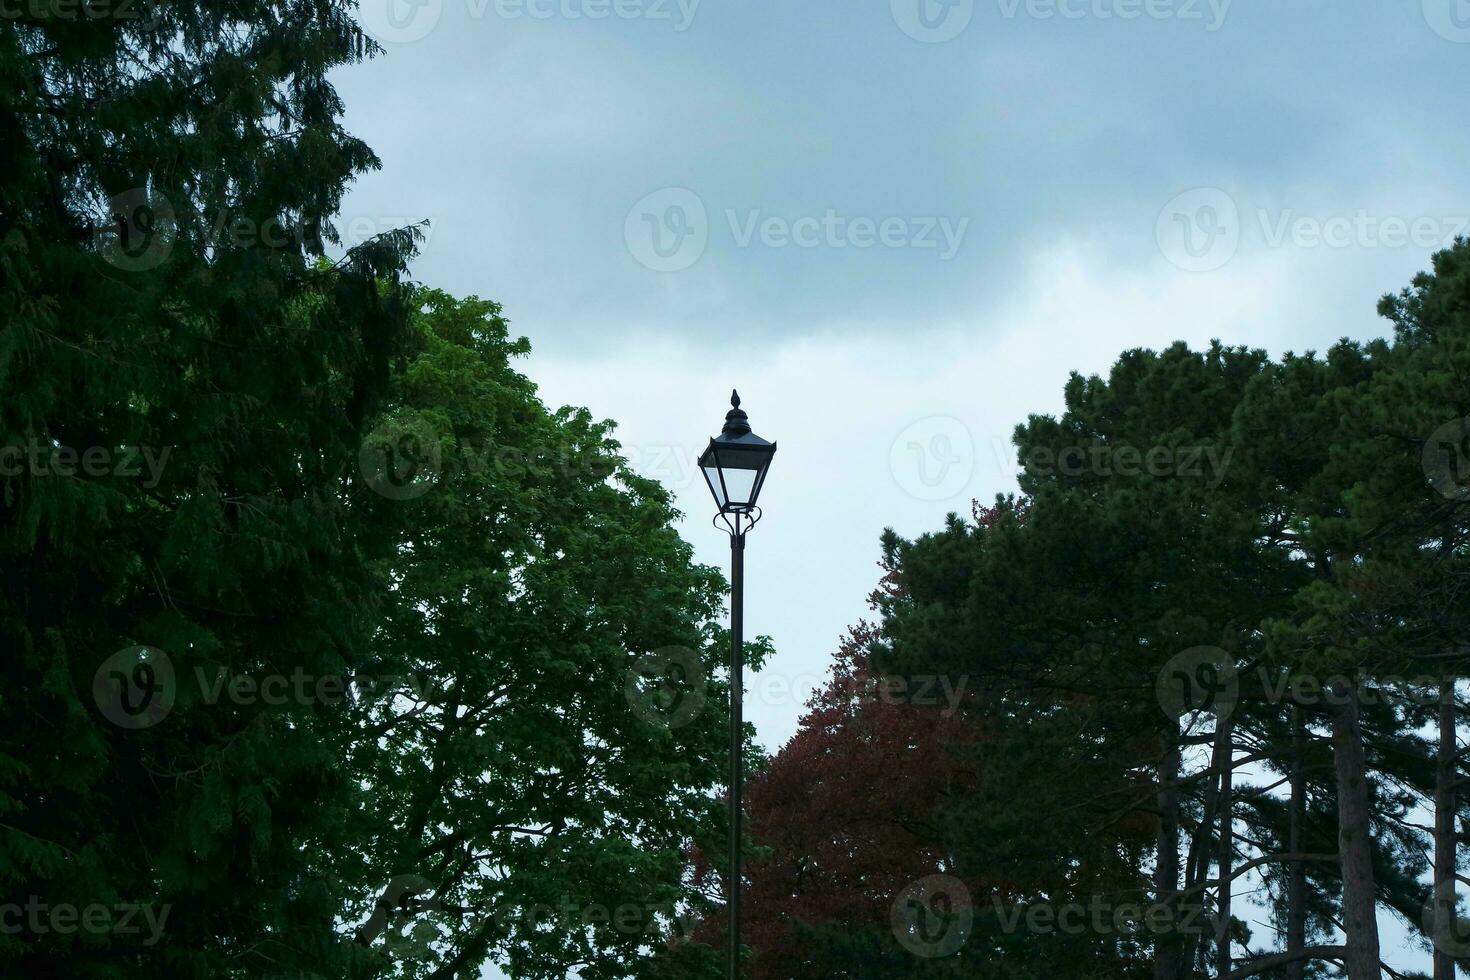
[{"left": 698, "top": 390, "right": 775, "bottom": 980}]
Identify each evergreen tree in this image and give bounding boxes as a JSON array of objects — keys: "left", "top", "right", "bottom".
[
  {"left": 778, "top": 242, "right": 1470, "bottom": 980},
  {"left": 2, "top": 0, "right": 416, "bottom": 974}
]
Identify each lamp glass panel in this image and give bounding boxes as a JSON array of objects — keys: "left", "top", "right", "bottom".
[
  {"left": 718, "top": 466, "right": 759, "bottom": 507},
  {"left": 701, "top": 464, "right": 727, "bottom": 507}
]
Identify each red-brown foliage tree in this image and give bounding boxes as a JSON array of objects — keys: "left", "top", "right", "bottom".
[
  {"left": 691, "top": 559, "right": 982, "bottom": 978},
  {"left": 746, "top": 626, "right": 977, "bottom": 976}
]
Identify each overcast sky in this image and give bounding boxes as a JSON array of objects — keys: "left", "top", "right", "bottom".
[{"left": 330, "top": 0, "right": 1469, "bottom": 972}]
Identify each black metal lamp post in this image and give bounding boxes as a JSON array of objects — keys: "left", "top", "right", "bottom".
[{"left": 698, "top": 390, "right": 775, "bottom": 980}]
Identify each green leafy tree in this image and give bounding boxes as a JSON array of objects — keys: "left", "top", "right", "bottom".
[{"left": 340, "top": 289, "right": 739, "bottom": 979}]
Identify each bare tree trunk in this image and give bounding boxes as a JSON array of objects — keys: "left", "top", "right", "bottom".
[
  {"left": 1434, "top": 677, "right": 1457, "bottom": 980},
  {"left": 1330, "top": 682, "right": 1381, "bottom": 979},
  {"left": 1156, "top": 724, "right": 1182, "bottom": 980},
  {"left": 1286, "top": 706, "right": 1307, "bottom": 980},
  {"left": 1183, "top": 728, "right": 1225, "bottom": 974},
  {"left": 1216, "top": 714, "right": 1235, "bottom": 979}
]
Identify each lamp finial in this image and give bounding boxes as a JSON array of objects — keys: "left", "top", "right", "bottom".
[{"left": 722, "top": 390, "right": 751, "bottom": 437}]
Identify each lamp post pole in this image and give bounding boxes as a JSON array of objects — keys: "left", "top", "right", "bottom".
[
  {"left": 696, "top": 390, "right": 775, "bottom": 980},
  {"left": 728, "top": 521, "right": 744, "bottom": 980}
]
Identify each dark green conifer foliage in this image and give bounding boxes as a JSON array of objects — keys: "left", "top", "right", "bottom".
[
  {"left": 2, "top": 0, "right": 418, "bottom": 974},
  {"left": 858, "top": 243, "right": 1470, "bottom": 979}
]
